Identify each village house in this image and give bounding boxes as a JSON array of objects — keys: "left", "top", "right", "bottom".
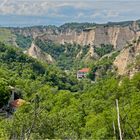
[
  {"left": 77, "top": 68, "right": 90, "bottom": 79},
  {"left": 8, "top": 86, "right": 26, "bottom": 112},
  {"left": 0, "top": 86, "right": 26, "bottom": 118}
]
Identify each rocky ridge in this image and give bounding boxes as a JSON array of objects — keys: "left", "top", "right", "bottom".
[
  {"left": 27, "top": 42, "right": 54, "bottom": 64},
  {"left": 4, "top": 20, "right": 140, "bottom": 76},
  {"left": 12, "top": 21, "right": 140, "bottom": 50},
  {"left": 114, "top": 37, "right": 140, "bottom": 77}
]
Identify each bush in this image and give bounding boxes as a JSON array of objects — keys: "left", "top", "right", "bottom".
[{"left": 95, "top": 44, "right": 114, "bottom": 57}]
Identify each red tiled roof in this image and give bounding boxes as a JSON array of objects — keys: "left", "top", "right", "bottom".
[
  {"left": 78, "top": 68, "right": 90, "bottom": 73},
  {"left": 10, "top": 99, "right": 26, "bottom": 108}
]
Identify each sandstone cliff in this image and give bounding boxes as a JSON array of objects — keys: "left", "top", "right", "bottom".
[
  {"left": 50, "top": 21, "right": 139, "bottom": 49},
  {"left": 27, "top": 42, "right": 54, "bottom": 63},
  {"left": 13, "top": 21, "right": 140, "bottom": 50},
  {"left": 114, "top": 37, "right": 140, "bottom": 77}
]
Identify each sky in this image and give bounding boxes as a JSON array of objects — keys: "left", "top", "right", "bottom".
[{"left": 0, "top": 0, "right": 140, "bottom": 27}]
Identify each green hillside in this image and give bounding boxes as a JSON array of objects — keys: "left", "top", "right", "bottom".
[
  {"left": 0, "top": 28, "right": 15, "bottom": 44},
  {"left": 0, "top": 42, "right": 83, "bottom": 107},
  {"left": 35, "top": 39, "right": 91, "bottom": 70},
  {"left": 0, "top": 42, "right": 140, "bottom": 139}
]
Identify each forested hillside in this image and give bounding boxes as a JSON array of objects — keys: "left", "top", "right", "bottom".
[
  {"left": 0, "top": 21, "right": 140, "bottom": 140},
  {"left": 1, "top": 0, "right": 140, "bottom": 138},
  {"left": 0, "top": 41, "right": 140, "bottom": 139},
  {"left": 0, "top": 42, "right": 83, "bottom": 107},
  {"left": 35, "top": 39, "right": 91, "bottom": 70}
]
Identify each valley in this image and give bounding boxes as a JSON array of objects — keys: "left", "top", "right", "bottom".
[{"left": 0, "top": 20, "right": 140, "bottom": 139}]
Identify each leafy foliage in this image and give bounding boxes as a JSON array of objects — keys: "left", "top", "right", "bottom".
[
  {"left": 88, "top": 51, "right": 119, "bottom": 80},
  {"left": 0, "top": 43, "right": 83, "bottom": 101},
  {"left": 35, "top": 39, "right": 90, "bottom": 70},
  {"left": 94, "top": 44, "right": 114, "bottom": 57},
  {"left": 0, "top": 28, "right": 15, "bottom": 44},
  {"left": 0, "top": 73, "right": 140, "bottom": 139},
  {"left": 0, "top": 42, "right": 140, "bottom": 139},
  {"left": 59, "top": 22, "right": 96, "bottom": 32},
  {"left": 16, "top": 34, "right": 33, "bottom": 49}
]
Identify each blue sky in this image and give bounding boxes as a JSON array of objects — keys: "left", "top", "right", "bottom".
[{"left": 0, "top": 0, "right": 140, "bottom": 27}]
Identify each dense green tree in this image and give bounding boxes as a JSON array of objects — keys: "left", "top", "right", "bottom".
[
  {"left": 0, "top": 42, "right": 140, "bottom": 139},
  {"left": 0, "top": 79, "right": 10, "bottom": 107},
  {"left": 95, "top": 44, "right": 114, "bottom": 57}
]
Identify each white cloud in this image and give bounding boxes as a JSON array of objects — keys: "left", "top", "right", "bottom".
[
  {"left": 0, "top": 0, "right": 140, "bottom": 25},
  {"left": 0, "top": 1, "right": 100, "bottom": 16},
  {"left": 91, "top": 12, "right": 102, "bottom": 18},
  {"left": 0, "top": 0, "right": 8, "bottom": 8},
  {"left": 0, "top": 0, "right": 136, "bottom": 17},
  {"left": 0, "top": 0, "right": 50, "bottom": 16},
  {"left": 106, "top": 10, "right": 119, "bottom": 18},
  {"left": 77, "top": 13, "right": 85, "bottom": 18}
]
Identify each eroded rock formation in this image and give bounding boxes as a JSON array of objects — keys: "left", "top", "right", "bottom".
[
  {"left": 114, "top": 37, "right": 140, "bottom": 77},
  {"left": 13, "top": 21, "right": 140, "bottom": 50},
  {"left": 27, "top": 42, "right": 54, "bottom": 63}
]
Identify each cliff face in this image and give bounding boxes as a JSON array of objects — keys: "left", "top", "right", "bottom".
[
  {"left": 114, "top": 37, "right": 140, "bottom": 77},
  {"left": 54, "top": 22, "right": 139, "bottom": 49},
  {"left": 27, "top": 42, "right": 54, "bottom": 63},
  {"left": 13, "top": 21, "right": 140, "bottom": 50}
]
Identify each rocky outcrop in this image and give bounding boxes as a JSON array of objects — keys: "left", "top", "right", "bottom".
[
  {"left": 113, "top": 37, "right": 140, "bottom": 76},
  {"left": 114, "top": 48, "right": 133, "bottom": 75},
  {"left": 58, "top": 23, "right": 138, "bottom": 49},
  {"left": 13, "top": 21, "right": 140, "bottom": 50},
  {"left": 84, "top": 45, "right": 98, "bottom": 61},
  {"left": 27, "top": 42, "right": 54, "bottom": 63}
]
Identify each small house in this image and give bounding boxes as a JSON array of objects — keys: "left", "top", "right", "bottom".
[
  {"left": 0, "top": 86, "right": 26, "bottom": 117},
  {"left": 77, "top": 68, "right": 90, "bottom": 79},
  {"left": 8, "top": 86, "right": 25, "bottom": 113},
  {"left": 10, "top": 99, "right": 26, "bottom": 112}
]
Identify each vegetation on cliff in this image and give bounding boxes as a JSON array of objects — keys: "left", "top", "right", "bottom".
[{"left": 35, "top": 39, "right": 90, "bottom": 70}]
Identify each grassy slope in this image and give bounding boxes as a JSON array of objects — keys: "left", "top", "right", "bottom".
[{"left": 0, "top": 28, "right": 15, "bottom": 44}]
